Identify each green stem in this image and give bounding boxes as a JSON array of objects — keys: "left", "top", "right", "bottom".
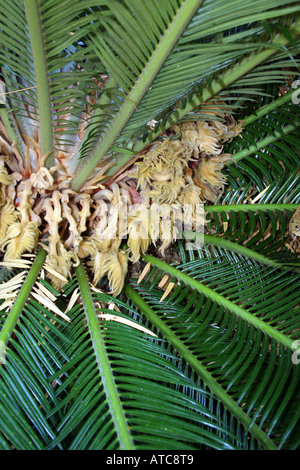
[
  {"left": 0, "top": 247, "right": 46, "bottom": 346},
  {"left": 227, "top": 124, "right": 298, "bottom": 165},
  {"left": 24, "top": 0, "right": 53, "bottom": 166},
  {"left": 204, "top": 203, "right": 298, "bottom": 213},
  {"left": 75, "top": 261, "right": 135, "bottom": 450},
  {"left": 141, "top": 253, "right": 296, "bottom": 351},
  {"left": 243, "top": 88, "right": 297, "bottom": 127},
  {"left": 185, "top": 231, "right": 289, "bottom": 269},
  {"left": 71, "top": 0, "right": 203, "bottom": 191},
  {"left": 125, "top": 283, "right": 277, "bottom": 450}
]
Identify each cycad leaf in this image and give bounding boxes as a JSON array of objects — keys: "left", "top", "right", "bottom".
[
  {"left": 48, "top": 264, "right": 243, "bottom": 450},
  {"left": 0, "top": 0, "right": 105, "bottom": 157},
  {"left": 0, "top": 294, "right": 69, "bottom": 449},
  {"left": 71, "top": 0, "right": 300, "bottom": 188},
  {"left": 128, "top": 247, "right": 300, "bottom": 449}
]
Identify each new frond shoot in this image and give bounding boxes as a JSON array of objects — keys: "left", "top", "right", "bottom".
[{"left": 0, "top": 99, "right": 242, "bottom": 295}]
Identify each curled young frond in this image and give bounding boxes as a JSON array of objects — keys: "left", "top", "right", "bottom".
[
  {"left": 2, "top": 221, "right": 39, "bottom": 261},
  {"left": 0, "top": 106, "right": 242, "bottom": 295},
  {"left": 0, "top": 200, "right": 18, "bottom": 240}
]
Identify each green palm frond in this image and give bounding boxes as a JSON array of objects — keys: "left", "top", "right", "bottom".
[
  {"left": 46, "top": 263, "right": 242, "bottom": 450},
  {"left": 204, "top": 205, "right": 298, "bottom": 263},
  {"left": 201, "top": 88, "right": 300, "bottom": 265},
  {"left": 0, "top": 253, "right": 69, "bottom": 449},
  {"left": 0, "top": 259, "right": 243, "bottom": 450},
  {"left": 0, "top": 1, "right": 105, "bottom": 160},
  {"left": 128, "top": 248, "right": 300, "bottom": 449},
  {"left": 113, "top": 11, "right": 300, "bottom": 146}
]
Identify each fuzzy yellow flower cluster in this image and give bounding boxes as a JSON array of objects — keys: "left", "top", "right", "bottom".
[{"left": 0, "top": 109, "right": 242, "bottom": 296}]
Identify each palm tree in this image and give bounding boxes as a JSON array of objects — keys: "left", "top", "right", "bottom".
[{"left": 0, "top": 0, "right": 299, "bottom": 450}]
